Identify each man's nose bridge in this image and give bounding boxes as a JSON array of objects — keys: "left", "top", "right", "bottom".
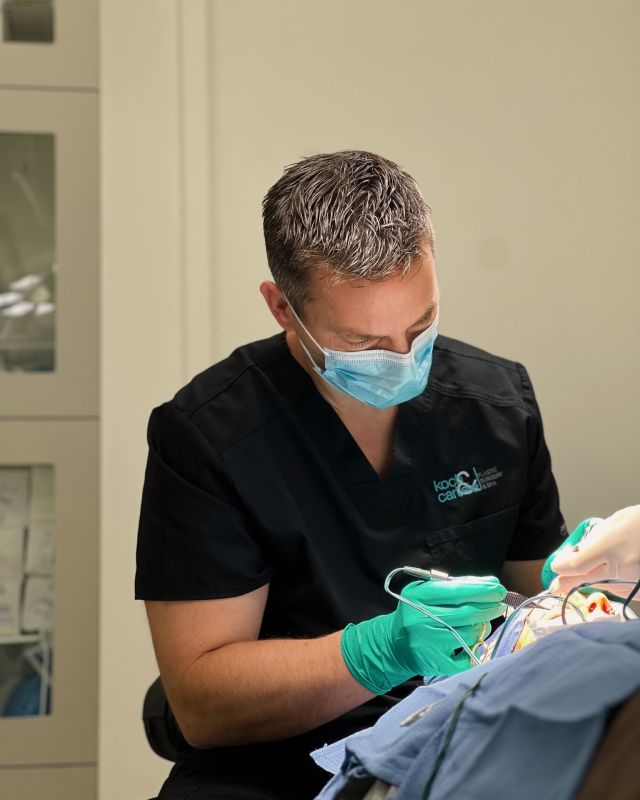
[{"left": 387, "top": 334, "right": 412, "bottom": 355}]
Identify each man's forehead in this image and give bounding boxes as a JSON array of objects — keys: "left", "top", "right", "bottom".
[
  {"left": 310, "top": 249, "right": 434, "bottom": 296},
  {"left": 300, "top": 258, "right": 438, "bottom": 336}
]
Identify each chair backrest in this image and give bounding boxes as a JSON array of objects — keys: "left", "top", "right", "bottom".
[{"left": 142, "top": 676, "right": 194, "bottom": 762}]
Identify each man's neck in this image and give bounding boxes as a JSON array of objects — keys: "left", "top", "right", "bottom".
[
  {"left": 286, "top": 331, "right": 399, "bottom": 477},
  {"left": 286, "top": 330, "right": 397, "bottom": 425}
]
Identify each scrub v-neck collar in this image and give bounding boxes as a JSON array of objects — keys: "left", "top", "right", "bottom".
[{"left": 272, "top": 332, "right": 430, "bottom": 488}]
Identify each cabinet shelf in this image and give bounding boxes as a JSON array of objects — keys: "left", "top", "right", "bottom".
[{"left": 0, "top": 634, "right": 42, "bottom": 646}]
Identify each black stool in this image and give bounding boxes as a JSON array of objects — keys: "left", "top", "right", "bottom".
[{"left": 143, "top": 675, "right": 193, "bottom": 762}]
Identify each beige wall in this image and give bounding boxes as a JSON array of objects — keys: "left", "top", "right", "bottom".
[
  {"left": 100, "top": 1, "right": 640, "bottom": 797},
  {"left": 101, "top": 2, "right": 188, "bottom": 798},
  {"left": 208, "top": 0, "right": 640, "bottom": 528}
]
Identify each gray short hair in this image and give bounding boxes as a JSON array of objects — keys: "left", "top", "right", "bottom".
[{"left": 262, "top": 150, "right": 434, "bottom": 314}]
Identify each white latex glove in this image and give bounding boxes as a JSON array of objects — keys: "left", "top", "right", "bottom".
[{"left": 550, "top": 505, "right": 640, "bottom": 595}]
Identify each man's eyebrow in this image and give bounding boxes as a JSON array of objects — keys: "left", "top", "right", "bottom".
[
  {"left": 336, "top": 302, "right": 438, "bottom": 339},
  {"left": 411, "top": 302, "right": 438, "bottom": 327}
]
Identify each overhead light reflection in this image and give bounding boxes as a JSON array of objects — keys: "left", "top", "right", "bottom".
[
  {"left": 0, "top": 291, "right": 23, "bottom": 308},
  {"left": 35, "top": 302, "right": 55, "bottom": 316},
  {"left": 2, "top": 300, "right": 35, "bottom": 318}
]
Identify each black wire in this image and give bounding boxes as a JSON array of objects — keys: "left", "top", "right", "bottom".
[
  {"left": 622, "top": 577, "right": 640, "bottom": 621},
  {"left": 561, "top": 581, "right": 592, "bottom": 625},
  {"left": 489, "top": 593, "right": 584, "bottom": 661},
  {"left": 561, "top": 578, "right": 640, "bottom": 624},
  {"left": 422, "top": 673, "right": 487, "bottom": 799}
]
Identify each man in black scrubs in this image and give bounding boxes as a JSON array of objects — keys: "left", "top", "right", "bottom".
[{"left": 136, "top": 151, "right": 566, "bottom": 799}]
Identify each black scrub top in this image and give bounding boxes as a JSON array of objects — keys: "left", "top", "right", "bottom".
[{"left": 135, "top": 331, "right": 565, "bottom": 798}]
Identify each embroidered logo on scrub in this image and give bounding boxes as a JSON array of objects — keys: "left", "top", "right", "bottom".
[{"left": 433, "top": 466, "right": 503, "bottom": 504}]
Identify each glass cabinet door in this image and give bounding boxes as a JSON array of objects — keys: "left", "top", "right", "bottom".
[
  {"left": 0, "top": 420, "right": 97, "bottom": 766},
  {"left": 0, "top": 89, "right": 98, "bottom": 416},
  {"left": 0, "top": 465, "right": 54, "bottom": 721},
  {"left": 0, "top": 0, "right": 96, "bottom": 89},
  {"left": 0, "top": 133, "right": 55, "bottom": 373},
  {"left": 1, "top": 1, "right": 54, "bottom": 43}
]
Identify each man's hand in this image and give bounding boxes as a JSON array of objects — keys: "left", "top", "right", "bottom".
[
  {"left": 340, "top": 576, "right": 507, "bottom": 695},
  {"left": 145, "top": 575, "right": 508, "bottom": 748}
]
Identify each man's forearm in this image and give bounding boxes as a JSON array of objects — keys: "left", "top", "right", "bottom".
[
  {"left": 500, "top": 558, "right": 545, "bottom": 598},
  {"left": 172, "top": 631, "right": 373, "bottom": 748}
]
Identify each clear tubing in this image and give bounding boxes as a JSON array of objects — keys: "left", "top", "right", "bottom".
[
  {"left": 384, "top": 567, "right": 483, "bottom": 667},
  {"left": 488, "top": 591, "right": 587, "bottom": 662}
]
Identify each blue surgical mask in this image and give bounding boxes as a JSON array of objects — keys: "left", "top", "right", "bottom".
[{"left": 287, "top": 301, "right": 438, "bottom": 409}]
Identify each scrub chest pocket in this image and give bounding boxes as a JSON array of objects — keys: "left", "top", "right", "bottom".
[{"left": 424, "top": 505, "right": 521, "bottom": 577}]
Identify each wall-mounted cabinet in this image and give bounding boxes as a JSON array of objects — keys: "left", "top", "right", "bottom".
[
  {"left": 0, "top": 2, "right": 99, "bottom": 797},
  {"left": 0, "top": 0, "right": 97, "bottom": 89},
  {"left": 0, "top": 88, "right": 98, "bottom": 416}
]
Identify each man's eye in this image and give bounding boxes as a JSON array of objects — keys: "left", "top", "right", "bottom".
[{"left": 343, "top": 334, "right": 382, "bottom": 349}]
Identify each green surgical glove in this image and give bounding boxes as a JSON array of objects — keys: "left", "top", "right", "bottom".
[
  {"left": 340, "top": 576, "right": 507, "bottom": 695},
  {"left": 541, "top": 518, "right": 601, "bottom": 590}
]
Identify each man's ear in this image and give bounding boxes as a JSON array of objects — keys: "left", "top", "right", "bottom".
[{"left": 259, "top": 281, "right": 294, "bottom": 332}]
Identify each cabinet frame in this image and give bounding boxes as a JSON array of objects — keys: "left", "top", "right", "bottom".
[
  {"left": 0, "top": 0, "right": 97, "bottom": 89},
  {"left": 0, "top": 419, "right": 98, "bottom": 766}
]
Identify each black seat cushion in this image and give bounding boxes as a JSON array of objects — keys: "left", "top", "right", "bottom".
[{"left": 143, "top": 676, "right": 194, "bottom": 762}]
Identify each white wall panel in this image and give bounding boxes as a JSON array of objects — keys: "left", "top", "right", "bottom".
[{"left": 100, "top": 1, "right": 187, "bottom": 797}]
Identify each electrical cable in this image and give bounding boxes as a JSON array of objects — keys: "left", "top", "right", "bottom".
[
  {"left": 560, "top": 578, "right": 640, "bottom": 625},
  {"left": 421, "top": 672, "right": 488, "bottom": 800},
  {"left": 384, "top": 567, "right": 484, "bottom": 667},
  {"left": 488, "top": 591, "right": 587, "bottom": 662},
  {"left": 622, "top": 577, "right": 640, "bottom": 621}
]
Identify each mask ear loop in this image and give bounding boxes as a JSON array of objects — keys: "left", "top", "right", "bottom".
[
  {"left": 283, "top": 295, "right": 325, "bottom": 352},
  {"left": 282, "top": 294, "right": 329, "bottom": 373}
]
